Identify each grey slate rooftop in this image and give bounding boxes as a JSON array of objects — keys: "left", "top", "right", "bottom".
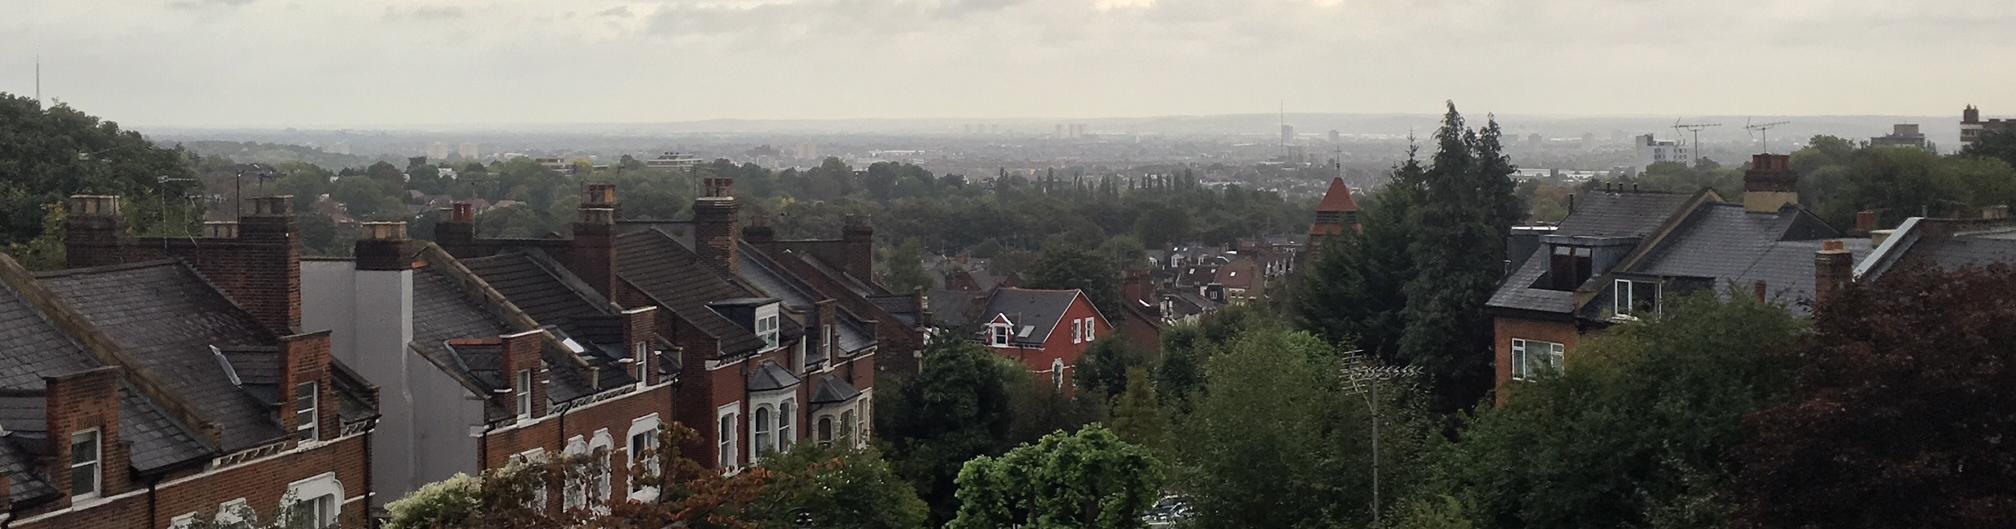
[
  {"left": 1488, "top": 190, "right": 1698, "bottom": 315},
  {"left": 36, "top": 261, "right": 287, "bottom": 452},
  {"left": 617, "top": 228, "right": 772, "bottom": 356},
  {"left": 977, "top": 288, "right": 1085, "bottom": 347}
]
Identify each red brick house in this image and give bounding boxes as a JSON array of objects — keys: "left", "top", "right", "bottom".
[
  {"left": 435, "top": 182, "right": 883, "bottom": 474},
  {"left": 0, "top": 196, "right": 379, "bottom": 529},
  {"left": 302, "top": 218, "right": 677, "bottom": 513},
  {"left": 1485, "top": 155, "right": 1869, "bottom": 404},
  {"left": 971, "top": 288, "right": 1112, "bottom": 393}
]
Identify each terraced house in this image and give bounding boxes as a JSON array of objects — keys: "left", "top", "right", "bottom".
[
  {"left": 0, "top": 196, "right": 378, "bottom": 529},
  {"left": 435, "top": 182, "right": 891, "bottom": 474}
]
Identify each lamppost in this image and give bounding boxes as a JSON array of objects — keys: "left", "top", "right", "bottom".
[{"left": 1339, "top": 351, "right": 1422, "bottom": 529}]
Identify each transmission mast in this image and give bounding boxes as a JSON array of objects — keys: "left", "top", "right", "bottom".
[
  {"left": 1744, "top": 118, "right": 1792, "bottom": 154},
  {"left": 1672, "top": 119, "right": 1722, "bottom": 168}
]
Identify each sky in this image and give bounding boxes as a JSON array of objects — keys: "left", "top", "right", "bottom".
[{"left": 6, "top": 0, "right": 2015, "bottom": 128}]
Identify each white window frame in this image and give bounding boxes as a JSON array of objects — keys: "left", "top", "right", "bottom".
[
  {"left": 716, "top": 403, "right": 740, "bottom": 471},
  {"left": 1051, "top": 358, "right": 1066, "bottom": 389},
  {"left": 816, "top": 415, "right": 835, "bottom": 448},
  {"left": 1072, "top": 319, "right": 1082, "bottom": 344},
  {"left": 1510, "top": 338, "right": 1565, "bottom": 381},
  {"left": 990, "top": 324, "right": 1010, "bottom": 347},
  {"left": 755, "top": 303, "right": 782, "bottom": 352},
  {"left": 1614, "top": 279, "right": 1661, "bottom": 318},
  {"left": 626, "top": 415, "right": 661, "bottom": 500},
  {"left": 632, "top": 342, "right": 650, "bottom": 386},
  {"left": 514, "top": 369, "right": 534, "bottom": 420},
  {"left": 69, "top": 428, "right": 101, "bottom": 500},
  {"left": 777, "top": 399, "right": 796, "bottom": 452},
  {"left": 563, "top": 436, "right": 589, "bottom": 511},
  {"left": 589, "top": 430, "right": 615, "bottom": 505},
  {"left": 1085, "top": 318, "right": 1096, "bottom": 341},
  {"left": 294, "top": 381, "right": 319, "bottom": 443},
  {"left": 837, "top": 409, "right": 855, "bottom": 448},
  {"left": 283, "top": 472, "right": 343, "bottom": 529},
  {"left": 752, "top": 405, "right": 774, "bottom": 461},
  {"left": 215, "top": 498, "right": 255, "bottom": 529},
  {"left": 854, "top": 397, "right": 871, "bottom": 447}
]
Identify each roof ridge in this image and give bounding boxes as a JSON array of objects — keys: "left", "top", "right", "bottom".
[
  {"left": 0, "top": 254, "right": 225, "bottom": 452},
  {"left": 29, "top": 257, "right": 183, "bottom": 278}
]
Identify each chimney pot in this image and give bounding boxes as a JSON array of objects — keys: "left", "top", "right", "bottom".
[
  {"left": 577, "top": 207, "right": 614, "bottom": 226},
  {"left": 203, "top": 221, "right": 240, "bottom": 239},
  {"left": 450, "top": 202, "right": 475, "bottom": 223},
  {"left": 701, "top": 177, "right": 735, "bottom": 200},
  {"left": 361, "top": 221, "right": 408, "bottom": 241},
  {"left": 583, "top": 183, "right": 618, "bottom": 207},
  {"left": 1984, "top": 205, "right": 2009, "bottom": 220},
  {"left": 248, "top": 196, "right": 292, "bottom": 217},
  {"left": 1854, "top": 210, "right": 1878, "bottom": 234},
  {"left": 66, "top": 195, "right": 121, "bottom": 217}
]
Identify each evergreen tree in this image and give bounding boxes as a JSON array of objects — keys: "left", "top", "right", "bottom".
[
  {"left": 1399, "top": 102, "right": 1518, "bottom": 412},
  {"left": 1105, "top": 368, "right": 1168, "bottom": 455},
  {"left": 1293, "top": 149, "right": 1424, "bottom": 362}
]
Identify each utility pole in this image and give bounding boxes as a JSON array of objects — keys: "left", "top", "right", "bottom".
[
  {"left": 1672, "top": 119, "right": 1723, "bottom": 168},
  {"left": 35, "top": 54, "right": 41, "bottom": 106},
  {"left": 1745, "top": 119, "right": 1792, "bottom": 154}
]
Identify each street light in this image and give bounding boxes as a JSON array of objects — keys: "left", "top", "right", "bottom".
[{"left": 1339, "top": 351, "right": 1422, "bottom": 529}]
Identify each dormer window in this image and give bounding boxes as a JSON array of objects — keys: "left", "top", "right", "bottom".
[
  {"left": 756, "top": 313, "right": 779, "bottom": 351},
  {"left": 1615, "top": 279, "right": 1660, "bottom": 318},
  {"left": 294, "top": 382, "right": 319, "bottom": 443},
  {"left": 990, "top": 324, "right": 1011, "bottom": 347},
  {"left": 1549, "top": 245, "right": 1594, "bottom": 291}
]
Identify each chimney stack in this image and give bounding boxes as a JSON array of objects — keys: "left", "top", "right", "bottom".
[
  {"left": 225, "top": 196, "right": 303, "bottom": 334},
  {"left": 841, "top": 214, "right": 874, "bottom": 280},
  {"left": 239, "top": 196, "right": 295, "bottom": 240},
  {"left": 501, "top": 330, "right": 548, "bottom": 418},
  {"left": 355, "top": 221, "right": 415, "bottom": 271},
  {"left": 435, "top": 203, "right": 477, "bottom": 254},
  {"left": 1853, "top": 210, "right": 1877, "bottom": 235},
  {"left": 742, "top": 218, "right": 776, "bottom": 256},
  {"left": 693, "top": 177, "right": 740, "bottom": 276},
  {"left": 1814, "top": 239, "right": 1852, "bottom": 309},
  {"left": 1744, "top": 154, "right": 1799, "bottom": 214},
  {"left": 572, "top": 183, "right": 620, "bottom": 298},
  {"left": 64, "top": 195, "right": 125, "bottom": 268},
  {"left": 203, "top": 221, "right": 240, "bottom": 239}
]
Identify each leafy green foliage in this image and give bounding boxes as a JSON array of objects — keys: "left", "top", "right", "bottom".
[
  {"left": 1735, "top": 266, "right": 2016, "bottom": 529},
  {"left": 748, "top": 446, "right": 929, "bottom": 529},
  {"left": 948, "top": 425, "right": 1163, "bottom": 529},
  {"left": 1960, "top": 128, "right": 2016, "bottom": 168},
  {"left": 1074, "top": 338, "right": 1150, "bottom": 402},
  {"left": 1104, "top": 368, "right": 1168, "bottom": 456},
  {"left": 875, "top": 340, "right": 1019, "bottom": 524},
  {"left": 0, "top": 93, "right": 203, "bottom": 261},
  {"left": 1023, "top": 245, "right": 1123, "bottom": 316},
  {"left": 1293, "top": 156, "right": 1421, "bottom": 362},
  {"left": 1419, "top": 292, "right": 1803, "bottom": 529},
  {"left": 880, "top": 238, "right": 933, "bottom": 294},
  {"left": 1177, "top": 328, "right": 1435, "bottom": 529},
  {"left": 1792, "top": 135, "right": 2016, "bottom": 228}
]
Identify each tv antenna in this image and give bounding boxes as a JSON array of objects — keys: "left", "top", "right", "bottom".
[
  {"left": 1744, "top": 118, "right": 1791, "bottom": 154},
  {"left": 1672, "top": 119, "right": 1722, "bottom": 168}
]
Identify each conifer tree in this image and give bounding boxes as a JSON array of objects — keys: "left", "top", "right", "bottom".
[
  {"left": 1106, "top": 368, "right": 1168, "bottom": 455},
  {"left": 1400, "top": 102, "right": 1519, "bottom": 412},
  {"left": 1293, "top": 148, "right": 1424, "bottom": 362}
]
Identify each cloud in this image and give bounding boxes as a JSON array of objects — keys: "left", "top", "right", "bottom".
[
  {"left": 382, "top": 4, "right": 465, "bottom": 20},
  {"left": 165, "top": 0, "right": 254, "bottom": 9},
  {"left": 597, "top": 5, "right": 633, "bottom": 18}
]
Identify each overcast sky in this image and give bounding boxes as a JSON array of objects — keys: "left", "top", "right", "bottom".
[{"left": 6, "top": 0, "right": 2014, "bottom": 127}]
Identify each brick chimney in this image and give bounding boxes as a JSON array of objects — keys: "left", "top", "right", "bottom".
[
  {"left": 64, "top": 195, "right": 126, "bottom": 269},
  {"left": 1814, "top": 240, "right": 1852, "bottom": 308},
  {"left": 693, "top": 177, "right": 740, "bottom": 276},
  {"left": 1744, "top": 154, "right": 1799, "bottom": 214},
  {"left": 1964, "top": 105, "right": 1981, "bottom": 124},
  {"left": 45, "top": 367, "right": 130, "bottom": 504},
  {"left": 572, "top": 184, "right": 620, "bottom": 298},
  {"left": 1121, "top": 269, "right": 1154, "bottom": 305},
  {"left": 227, "top": 196, "right": 303, "bottom": 335},
  {"left": 355, "top": 221, "right": 415, "bottom": 271},
  {"left": 501, "top": 330, "right": 547, "bottom": 419},
  {"left": 203, "top": 221, "right": 240, "bottom": 240},
  {"left": 280, "top": 331, "right": 339, "bottom": 445},
  {"left": 1853, "top": 211, "right": 1877, "bottom": 235},
  {"left": 435, "top": 203, "right": 476, "bottom": 254},
  {"left": 841, "top": 214, "right": 874, "bottom": 280}
]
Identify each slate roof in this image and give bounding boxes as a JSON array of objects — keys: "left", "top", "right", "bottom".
[
  {"left": 977, "top": 288, "right": 1085, "bottom": 347},
  {"left": 409, "top": 266, "right": 600, "bottom": 421},
  {"left": 747, "top": 362, "right": 801, "bottom": 392},
  {"left": 1598, "top": 203, "right": 1862, "bottom": 316},
  {"left": 802, "top": 256, "right": 887, "bottom": 297},
  {"left": 460, "top": 252, "right": 611, "bottom": 335},
  {"left": 809, "top": 376, "right": 861, "bottom": 406},
  {"left": 37, "top": 262, "right": 287, "bottom": 452},
  {"left": 616, "top": 228, "right": 769, "bottom": 356},
  {"left": 738, "top": 244, "right": 876, "bottom": 357},
  {"left": 927, "top": 289, "right": 986, "bottom": 329},
  {"left": 1890, "top": 226, "right": 2016, "bottom": 273},
  {"left": 1487, "top": 191, "right": 1698, "bottom": 315}
]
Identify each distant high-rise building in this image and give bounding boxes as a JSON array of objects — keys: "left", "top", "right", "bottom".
[
  {"left": 457, "top": 142, "right": 479, "bottom": 160},
  {"left": 426, "top": 142, "right": 450, "bottom": 161},
  {"left": 1961, "top": 105, "right": 2015, "bottom": 148},
  {"left": 794, "top": 143, "right": 819, "bottom": 160},
  {"left": 1072, "top": 123, "right": 1087, "bottom": 138},
  {"left": 1870, "top": 124, "right": 1934, "bottom": 152},
  {"left": 1527, "top": 133, "right": 1545, "bottom": 145},
  {"left": 1635, "top": 134, "right": 1688, "bottom": 168},
  {"left": 1056, "top": 124, "right": 1067, "bottom": 139},
  {"left": 1280, "top": 124, "right": 1296, "bottom": 146}
]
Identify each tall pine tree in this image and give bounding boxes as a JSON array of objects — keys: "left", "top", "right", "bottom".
[
  {"left": 1293, "top": 146, "right": 1425, "bottom": 362},
  {"left": 1399, "top": 102, "right": 1521, "bottom": 412}
]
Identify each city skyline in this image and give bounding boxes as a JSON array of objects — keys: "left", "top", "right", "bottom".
[{"left": 6, "top": 0, "right": 2015, "bottom": 127}]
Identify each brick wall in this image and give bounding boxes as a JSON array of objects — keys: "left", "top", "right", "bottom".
[
  {"left": 1492, "top": 316, "right": 1585, "bottom": 406},
  {"left": 15, "top": 425, "right": 372, "bottom": 529},
  {"left": 43, "top": 367, "right": 130, "bottom": 507},
  {"left": 281, "top": 331, "right": 341, "bottom": 446}
]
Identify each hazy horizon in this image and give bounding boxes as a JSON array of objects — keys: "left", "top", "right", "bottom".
[{"left": 9, "top": 0, "right": 2015, "bottom": 128}]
